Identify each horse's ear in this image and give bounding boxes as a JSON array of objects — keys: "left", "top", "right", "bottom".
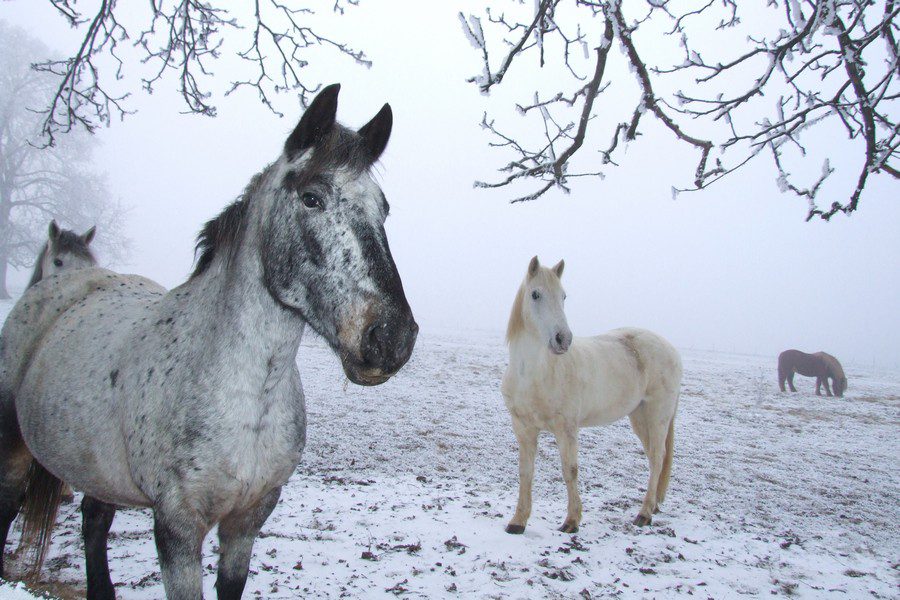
[
  {"left": 48, "top": 220, "right": 60, "bottom": 241},
  {"left": 552, "top": 259, "right": 565, "bottom": 278},
  {"left": 358, "top": 103, "right": 392, "bottom": 162},
  {"left": 285, "top": 83, "right": 341, "bottom": 159},
  {"left": 82, "top": 226, "right": 96, "bottom": 245},
  {"left": 527, "top": 256, "right": 540, "bottom": 278}
]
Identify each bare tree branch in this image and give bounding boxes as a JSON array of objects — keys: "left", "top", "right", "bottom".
[
  {"left": 32, "top": 1, "right": 366, "bottom": 145},
  {"left": 464, "top": 0, "right": 899, "bottom": 220}
]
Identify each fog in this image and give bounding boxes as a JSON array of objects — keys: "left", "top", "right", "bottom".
[{"left": 4, "top": 1, "right": 899, "bottom": 370}]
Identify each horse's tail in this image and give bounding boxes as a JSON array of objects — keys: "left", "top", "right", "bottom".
[
  {"left": 17, "top": 459, "right": 63, "bottom": 578},
  {"left": 656, "top": 414, "right": 676, "bottom": 505}
]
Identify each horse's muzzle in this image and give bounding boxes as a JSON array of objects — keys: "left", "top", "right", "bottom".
[
  {"left": 549, "top": 329, "right": 572, "bottom": 355},
  {"left": 344, "top": 313, "right": 418, "bottom": 386}
]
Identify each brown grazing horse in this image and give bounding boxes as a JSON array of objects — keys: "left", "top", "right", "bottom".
[{"left": 778, "top": 349, "right": 847, "bottom": 397}]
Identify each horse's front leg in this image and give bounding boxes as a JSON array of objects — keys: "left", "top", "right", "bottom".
[
  {"left": 153, "top": 507, "right": 208, "bottom": 600},
  {"left": 823, "top": 377, "right": 833, "bottom": 397},
  {"left": 82, "top": 496, "right": 117, "bottom": 600},
  {"left": 787, "top": 372, "right": 798, "bottom": 392},
  {"left": 816, "top": 377, "right": 824, "bottom": 396},
  {"left": 506, "top": 416, "right": 538, "bottom": 535},
  {"left": 215, "top": 487, "right": 282, "bottom": 600},
  {"left": 552, "top": 426, "right": 581, "bottom": 533}
]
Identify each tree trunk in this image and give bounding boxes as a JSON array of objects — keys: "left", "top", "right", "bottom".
[{"left": 0, "top": 257, "right": 9, "bottom": 299}]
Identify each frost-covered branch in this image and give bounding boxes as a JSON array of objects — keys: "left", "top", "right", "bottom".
[
  {"left": 32, "top": 0, "right": 366, "bottom": 145},
  {"left": 463, "top": 0, "right": 899, "bottom": 220}
]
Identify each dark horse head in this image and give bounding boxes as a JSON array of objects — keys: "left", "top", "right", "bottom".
[{"left": 194, "top": 84, "right": 417, "bottom": 385}]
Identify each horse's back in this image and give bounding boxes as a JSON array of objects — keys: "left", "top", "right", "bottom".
[
  {"left": 598, "top": 327, "right": 682, "bottom": 390},
  {"left": 569, "top": 327, "right": 681, "bottom": 424},
  {"left": 0, "top": 269, "right": 164, "bottom": 395},
  {"left": 779, "top": 349, "right": 826, "bottom": 377}
]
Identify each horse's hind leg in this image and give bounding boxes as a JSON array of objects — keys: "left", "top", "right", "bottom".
[
  {"left": 82, "top": 496, "right": 117, "bottom": 600},
  {"left": 215, "top": 486, "right": 281, "bottom": 600},
  {"left": 787, "top": 372, "right": 798, "bottom": 392},
  {"left": 551, "top": 426, "right": 582, "bottom": 533},
  {"left": 628, "top": 405, "right": 668, "bottom": 527},
  {"left": 0, "top": 408, "right": 32, "bottom": 578},
  {"left": 505, "top": 417, "right": 538, "bottom": 535}
]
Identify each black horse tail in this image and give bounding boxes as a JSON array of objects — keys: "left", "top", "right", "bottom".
[{"left": 17, "top": 459, "right": 63, "bottom": 578}]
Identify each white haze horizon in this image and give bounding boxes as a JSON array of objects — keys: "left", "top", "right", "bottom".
[{"left": 3, "top": 1, "right": 899, "bottom": 371}]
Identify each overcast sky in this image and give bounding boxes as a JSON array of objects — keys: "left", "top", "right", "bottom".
[{"left": 4, "top": 1, "right": 899, "bottom": 370}]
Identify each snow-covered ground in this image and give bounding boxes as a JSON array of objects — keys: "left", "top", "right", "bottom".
[{"left": 1, "top": 300, "right": 898, "bottom": 599}]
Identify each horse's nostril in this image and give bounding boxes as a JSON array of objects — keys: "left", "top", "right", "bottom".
[
  {"left": 365, "top": 323, "right": 385, "bottom": 360},
  {"left": 555, "top": 332, "right": 563, "bottom": 346}
]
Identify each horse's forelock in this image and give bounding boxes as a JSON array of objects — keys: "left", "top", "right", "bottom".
[{"left": 284, "top": 125, "right": 373, "bottom": 186}]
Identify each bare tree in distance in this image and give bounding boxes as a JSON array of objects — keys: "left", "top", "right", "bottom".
[
  {"left": 0, "top": 22, "right": 128, "bottom": 298},
  {"left": 32, "top": 0, "right": 368, "bottom": 145},
  {"left": 461, "top": 0, "right": 898, "bottom": 221}
]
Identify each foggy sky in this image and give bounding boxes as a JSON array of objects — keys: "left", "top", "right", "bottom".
[{"left": 3, "top": 1, "right": 899, "bottom": 370}]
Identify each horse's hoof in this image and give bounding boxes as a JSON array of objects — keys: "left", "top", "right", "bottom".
[
  {"left": 632, "top": 514, "right": 652, "bottom": 527},
  {"left": 505, "top": 524, "right": 526, "bottom": 535},
  {"left": 559, "top": 520, "right": 579, "bottom": 534},
  {"left": 653, "top": 507, "right": 660, "bottom": 515}
]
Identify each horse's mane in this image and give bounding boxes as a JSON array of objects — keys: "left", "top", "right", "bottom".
[
  {"left": 27, "top": 244, "right": 48, "bottom": 289},
  {"left": 190, "top": 176, "right": 256, "bottom": 280},
  {"left": 506, "top": 282, "right": 525, "bottom": 345},
  {"left": 818, "top": 352, "right": 846, "bottom": 380}
]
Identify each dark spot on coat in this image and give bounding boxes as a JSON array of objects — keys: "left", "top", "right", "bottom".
[{"left": 109, "top": 370, "right": 119, "bottom": 387}]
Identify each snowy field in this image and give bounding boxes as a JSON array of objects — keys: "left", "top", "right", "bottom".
[{"left": 0, "top": 301, "right": 898, "bottom": 599}]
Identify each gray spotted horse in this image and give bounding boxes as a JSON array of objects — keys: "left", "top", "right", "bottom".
[{"left": 0, "top": 84, "right": 417, "bottom": 599}]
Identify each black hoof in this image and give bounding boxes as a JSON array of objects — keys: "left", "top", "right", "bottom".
[
  {"left": 633, "top": 514, "right": 652, "bottom": 527},
  {"left": 506, "top": 524, "right": 526, "bottom": 535},
  {"left": 559, "top": 521, "right": 579, "bottom": 534}
]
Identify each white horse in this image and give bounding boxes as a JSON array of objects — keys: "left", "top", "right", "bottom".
[{"left": 502, "top": 257, "right": 682, "bottom": 533}]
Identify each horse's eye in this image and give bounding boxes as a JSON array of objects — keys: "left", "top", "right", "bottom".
[
  {"left": 299, "top": 192, "right": 323, "bottom": 209},
  {"left": 53, "top": 259, "right": 63, "bottom": 267},
  {"left": 531, "top": 291, "right": 540, "bottom": 300}
]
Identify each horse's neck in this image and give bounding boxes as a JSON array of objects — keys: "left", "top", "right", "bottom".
[
  {"left": 176, "top": 253, "right": 305, "bottom": 365},
  {"left": 508, "top": 329, "right": 555, "bottom": 375}
]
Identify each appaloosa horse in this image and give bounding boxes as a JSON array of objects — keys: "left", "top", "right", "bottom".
[
  {"left": 778, "top": 349, "right": 847, "bottom": 397},
  {"left": 0, "top": 84, "right": 417, "bottom": 599}
]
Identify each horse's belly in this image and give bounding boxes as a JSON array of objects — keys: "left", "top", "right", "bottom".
[
  {"left": 18, "top": 393, "right": 150, "bottom": 506},
  {"left": 579, "top": 403, "right": 634, "bottom": 428}
]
